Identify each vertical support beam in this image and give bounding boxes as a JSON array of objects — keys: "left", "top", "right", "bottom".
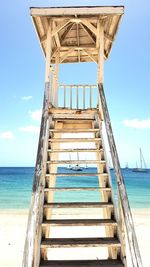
[
  {"left": 83, "top": 85, "right": 85, "bottom": 109},
  {"left": 97, "top": 20, "right": 104, "bottom": 117},
  {"left": 76, "top": 86, "right": 79, "bottom": 109},
  {"left": 45, "top": 20, "right": 52, "bottom": 83},
  {"left": 97, "top": 20, "right": 104, "bottom": 85},
  {"left": 64, "top": 85, "right": 66, "bottom": 108},
  {"left": 70, "top": 86, "right": 72, "bottom": 109},
  {"left": 54, "top": 50, "right": 60, "bottom": 107}
]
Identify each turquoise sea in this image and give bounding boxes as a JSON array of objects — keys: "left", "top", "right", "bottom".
[{"left": 0, "top": 167, "right": 150, "bottom": 209}]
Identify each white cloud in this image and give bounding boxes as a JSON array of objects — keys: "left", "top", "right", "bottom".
[
  {"left": 123, "top": 118, "right": 150, "bottom": 129},
  {"left": 29, "top": 108, "right": 42, "bottom": 122},
  {"left": 0, "top": 131, "right": 14, "bottom": 139},
  {"left": 19, "top": 125, "right": 40, "bottom": 133},
  {"left": 21, "top": 96, "right": 33, "bottom": 100}
]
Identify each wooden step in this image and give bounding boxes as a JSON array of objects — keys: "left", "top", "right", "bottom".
[
  {"left": 44, "top": 202, "right": 113, "bottom": 209},
  {"left": 49, "top": 128, "right": 99, "bottom": 133},
  {"left": 41, "top": 237, "right": 121, "bottom": 248},
  {"left": 44, "top": 187, "right": 111, "bottom": 192},
  {"left": 45, "top": 173, "right": 108, "bottom": 177},
  {"left": 40, "top": 259, "right": 124, "bottom": 267},
  {"left": 42, "top": 218, "right": 117, "bottom": 227},
  {"left": 52, "top": 115, "right": 95, "bottom": 120},
  {"left": 47, "top": 160, "right": 106, "bottom": 164},
  {"left": 48, "top": 138, "right": 101, "bottom": 143},
  {"left": 48, "top": 148, "right": 103, "bottom": 153}
]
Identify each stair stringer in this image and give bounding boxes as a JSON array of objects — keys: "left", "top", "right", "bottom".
[{"left": 95, "top": 113, "right": 127, "bottom": 266}]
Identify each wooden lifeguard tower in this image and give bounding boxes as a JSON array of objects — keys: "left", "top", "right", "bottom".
[{"left": 23, "top": 6, "right": 143, "bottom": 267}]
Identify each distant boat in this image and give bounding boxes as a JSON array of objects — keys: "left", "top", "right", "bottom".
[
  {"left": 125, "top": 162, "right": 129, "bottom": 169},
  {"left": 132, "top": 148, "right": 148, "bottom": 173},
  {"left": 71, "top": 152, "right": 83, "bottom": 171}
]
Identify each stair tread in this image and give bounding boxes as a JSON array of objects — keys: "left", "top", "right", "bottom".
[
  {"left": 40, "top": 259, "right": 124, "bottom": 267},
  {"left": 42, "top": 218, "right": 117, "bottom": 226},
  {"left": 45, "top": 173, "right": 108, "bottom": 176},
  {"left": 44, "top": 202, "right": 113, "bottom": 208},
  {"left": 48, "top": 138, "right": 101, "bottom": 142},
  {"left": 47, "top": 160, "right": 106, "bottom": 164},
  {"left": 41, "top": 237, "right": 121, "bottom": 248},
  {"left": 44, "top": 187, "right": 111, "bottom": 191},
  {"left": 48, "top": 149, "right": 103, "bottom": 152},
  {"left": 49, "top": 128, "right": 99, "bottom": 132}
]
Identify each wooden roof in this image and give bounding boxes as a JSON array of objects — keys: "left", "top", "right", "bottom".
[{"left": 30, "top": 6, "right": 124, "bottom": 64}]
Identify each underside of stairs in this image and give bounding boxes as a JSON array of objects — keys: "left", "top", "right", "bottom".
[{"left": 35, "top": 109, "right": 126, "bottom": 267}]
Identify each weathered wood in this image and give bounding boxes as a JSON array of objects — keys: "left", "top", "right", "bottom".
[
  {"left": 40, "top": 259, "right": 124, "bottom": 267},
  {"left": 31, "top": 6, "right": 124, "bottom": 16},
  {"left": 49, "top": 128, "right": 99, "bottom": 132},
  {"left": 31, "top": 7, "right": 124, "bottom": 64},
  {"left": 49, "top": 138, "right": 100, "bottom": 143},
  {"left": 98, "top": 83, "right": 143, "bottom": 267},
  {"left": 45, "top": 21, "right": 52, "bottom": 82},
  {"left": 45, "top": 172, "right": 108, "bottom": 177},
  {"left": 97, "top": 20, "right": 104, "bottom": 84},
  {"left": 52, "top": 19, "right": 71, "bottom": 36},
  {"left": 46, "top": 160, "right": 106, "bottom": 164},
  {"left": 44, "top": 187, "right": 111, "bottom": 191},
  {"left": 48, "top": 148, "right": 102, "bottom": 152},
  {"left": 42, "top": 218, "right": 116, "bottom": 226},
  {"left": 44, "top": 202, "right": 113, "bottom": 209},
  {"left": 22, "top": 87, "right": 51, "bottom": 266},
  {"left": 41, "top": 237, "right": 121, "bottom": 248}
]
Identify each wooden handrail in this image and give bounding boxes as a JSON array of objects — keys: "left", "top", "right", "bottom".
[
  {"left": 98, "top": 83, "right": 143, "bottom": 267},
  {"left": 22, "top": 82, "right": 51, "bottom": 267},
  {"left": 58, "top": 84, "right": 98, "bottom": 109}
]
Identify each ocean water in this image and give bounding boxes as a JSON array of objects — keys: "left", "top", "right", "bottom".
[{"left": 0, "top": 167, "right": 150, "bottom": 209}]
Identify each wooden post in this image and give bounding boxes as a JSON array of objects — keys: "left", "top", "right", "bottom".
[
  {"left": 45, "top": 20, "right": 52, "bottom": 108},
  {"left": 97, "top": 19, "right": 104, "bottom": 116},
  {"left": 54, "top": 50, "right": 60, "bottom": 107},
  {"left": 45, "top": 20, "right": 52, "bottom": 83},
  {"left": 97, "top": 20, "right": 104, "bottom": 84}
]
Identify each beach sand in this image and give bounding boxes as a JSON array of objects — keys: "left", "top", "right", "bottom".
[{"left": 0, "top": 209, "right": 149, "bottom": 267}]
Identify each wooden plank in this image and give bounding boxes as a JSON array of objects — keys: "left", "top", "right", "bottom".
[
  {"left": 40, "top": 259, "right": 124, "bottom": 267},
  {"left": 42, "top": 218, "right": 116, "bottom": 226},
  {"left": 49, "top": 128, "right": 99, "bottom": 132},
  {"left": 48, "top": 148, "right": 102, "bottom": 152},
  {"left": 61, "top": 23, "right": 75, "bottom": 43},
  {"left": 70, "top": 85, "right": 72, "bottom": 109},
  {"left": 97, "top": 21, "right": 104, "bottom": 84},
  {"left": 48, "top": 138, "right": 101, "bottom": 142},
  {"left": 30, "top": 7, "right": 124, "bottom": 17},
  {"left": 44, "top": 187, "right": 111, "bottom": 192},
  {"left": 46, "top": 160, "right": 106, "bottom": 164},
  {"left": 41, "top": 237, "right": 121, "bottom": 248},
  {"left": 80, "top": 23, "right": 96, "bottom": 44},
  {"left": 44, "top": 202, "right": 113, "bottom": 209},
  {"left": 81, "top": 19, "right": 97, "bottom": 36},
  {"left": 45, "top": 21, "right": 52, "bottom": 82},
  {"left": 52, "top": 19, "right": 71, "bottom": 36},
  {"left": 45, "top": 173, "right": 108, "bottom": 177}
]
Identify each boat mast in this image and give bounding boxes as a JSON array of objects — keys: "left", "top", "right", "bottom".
[{"left": 140, "top": 148, "right": 142, "bottom": 169}]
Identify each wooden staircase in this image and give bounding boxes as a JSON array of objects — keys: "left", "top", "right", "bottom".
[{"left": 35, "top": 112, "right": 125, "bottom": 267}]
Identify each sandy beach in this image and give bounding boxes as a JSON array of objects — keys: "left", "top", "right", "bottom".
[{"left": 0, "top": 209, "right": 149, "bottom": 267}]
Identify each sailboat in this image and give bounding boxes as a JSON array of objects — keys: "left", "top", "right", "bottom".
[
  {"left": 71, "top": 152, "right": 83, "bottom": 171},
  {"left": 125, "top": 162, "right": 129, "bottom": 169},
  {"left": 132, "top": 148, "right": 148, "bottom": 173}
]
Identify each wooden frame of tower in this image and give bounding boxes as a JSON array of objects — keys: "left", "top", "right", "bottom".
[{"left": 23, "top": 6, "right": 143, "bottom": 267}]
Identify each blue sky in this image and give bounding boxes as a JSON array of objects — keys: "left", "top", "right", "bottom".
[{"left": 0, "top": 0, "right": 150, "bottom": 167}]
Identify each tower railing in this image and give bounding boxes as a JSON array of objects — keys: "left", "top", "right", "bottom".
[{"left": 58, "top": 84, "right": 98, "bottom": 109}]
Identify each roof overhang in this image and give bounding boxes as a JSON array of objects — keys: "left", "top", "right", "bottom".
[{"left": 30, "top": 6, "right": 124, "bottom": 64}]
